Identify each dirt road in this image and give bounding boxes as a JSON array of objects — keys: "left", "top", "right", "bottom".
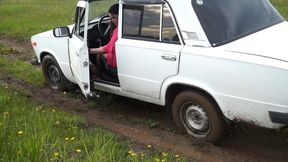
[{"left": 1, "top": 38, "right": 287, "bottom": 162}]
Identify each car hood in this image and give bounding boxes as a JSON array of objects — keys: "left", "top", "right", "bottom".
[{"left": 226, "top": 21, "right": 288, "bottom": 62}]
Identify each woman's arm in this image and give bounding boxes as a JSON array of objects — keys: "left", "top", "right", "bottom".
[{"left": 90, "top": 47, "right": 106, "bottom": 55}]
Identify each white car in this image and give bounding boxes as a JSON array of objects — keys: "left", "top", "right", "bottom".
[{"left": 31, "top": 0, "right": 288, "bottom": 143}]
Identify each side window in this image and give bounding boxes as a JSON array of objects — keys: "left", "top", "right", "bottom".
[
  {"left": 123, "top": 4, "right": 161, "bottom": 41},
  {"left": 122, "top": 3, "right": 180, "bottom": 44},
  {"left": 162, "top": 4, "right": 180, "bottom": 44},
  {"left": 122, "top": 5, "right": 142, "bottom": 37},
  {"left": 74, "top": 7, "right": 85, "bottom": 38}
]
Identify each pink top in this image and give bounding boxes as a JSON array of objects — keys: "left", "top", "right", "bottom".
[{"left": 103, "top": 27, "right": 118, "bottom": 68}]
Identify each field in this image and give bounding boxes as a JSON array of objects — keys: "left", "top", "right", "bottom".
[{"left": 1, "top": 0, "right": 288, "bottom": 162}]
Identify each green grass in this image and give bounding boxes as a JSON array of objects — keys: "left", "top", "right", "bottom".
[
  {"left": 0, "top": 85, "right": 186, "bottom": 162},
  {"left": 271, "top": 0, "right": 288, "bottom": 19},
  {"left": 0, "top": 0, "right": 117, "bottom": 40}
]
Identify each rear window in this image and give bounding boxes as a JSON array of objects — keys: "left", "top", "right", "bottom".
[{"left": 192, "top": 0, "right": 284, "bottom": 46}]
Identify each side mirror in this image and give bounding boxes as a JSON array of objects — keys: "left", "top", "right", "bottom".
[{"left": 53, "top": 26, "right": 71, "bottom": 38}]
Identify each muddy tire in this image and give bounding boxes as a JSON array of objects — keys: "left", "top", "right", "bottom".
[
  {"left": 42, "top": 55, "right": 68, "bottom": 91},
  {"left": 172, "top": 90, "right": 226, "bottom": 143}
]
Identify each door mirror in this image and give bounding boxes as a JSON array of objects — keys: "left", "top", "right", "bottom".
[{"left": 53, "top": 26, "right": 71, "bottom": 38}]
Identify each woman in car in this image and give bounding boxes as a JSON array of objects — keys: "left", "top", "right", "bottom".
[{"left": 89, "top": 4, "right": 119, "bottom": 79}]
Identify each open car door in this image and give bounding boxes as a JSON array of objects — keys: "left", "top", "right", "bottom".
[{"left": 69, "top": 1, "right": 90, "bottom": 97}]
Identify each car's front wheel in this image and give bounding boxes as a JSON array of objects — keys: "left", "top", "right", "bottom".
[
  {"left": 42, "top": 55, "right": 67, "bottom": 91},
  {"left": 172, "top": 90, "right": 226, "bottom": 143}
]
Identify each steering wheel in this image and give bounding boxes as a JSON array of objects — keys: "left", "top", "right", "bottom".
[{"left": 97, "top": 14, "right": 111, "bottom": 42}]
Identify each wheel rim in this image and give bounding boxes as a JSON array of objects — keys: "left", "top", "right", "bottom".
[
  {"left": 47, "top": 64, "right": 61, "bottom": 88},
  {"left": 181, "top": 102, "right": 210, "bottom": 138}
]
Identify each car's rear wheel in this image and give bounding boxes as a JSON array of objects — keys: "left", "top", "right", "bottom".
[
  {"left": 172, "top": 90, "right": 226, "bottom": 143},
  {"left": 42, "top": 55, "right": 67, "bottom": 91}
]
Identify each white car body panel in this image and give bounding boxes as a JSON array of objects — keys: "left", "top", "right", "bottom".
[
  {"left": 176, "top": 44, "right": 288, "bottom": 128},
  {"left": 31, "top": 32, "right": 75, "bottom": 82},
  {"left": 227, "top": 22, "right": 288, "bottom": 62},
  {"left": 117, "top": 39, "right": 182, "bottom": 98}
]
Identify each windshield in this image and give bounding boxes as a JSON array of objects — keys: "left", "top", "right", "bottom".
[
  {"left": 192, "top": 0, "right": 284, "bottom": 47},
  {"left": 88, "top": 0, "right": 116, "bottom": 22}
]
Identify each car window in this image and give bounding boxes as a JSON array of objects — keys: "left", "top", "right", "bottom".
[
  {"left": 123, "top": 3, "right": 180, "bottom": 44},
  {"left": 123, "top": 4, "right": 160, "bottom": 41},
  {"left": 192, "top": 0, "right": 284, "bottom": 46},
  {"left": 74, "top": 6, "right": 85, "bottom": 38},
  {"left": 88, "top": 1, "right": 116, "bottom": 23},
  {"left": 162, "top": 4, "right": 180, "bottom": 44}
]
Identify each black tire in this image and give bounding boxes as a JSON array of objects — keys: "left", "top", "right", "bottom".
[
  {"left": 172, "top": 90, "right": 226, "bottom": 143},
  {"left": 42, "top": 55, "right": 68, "bottom": 91}
]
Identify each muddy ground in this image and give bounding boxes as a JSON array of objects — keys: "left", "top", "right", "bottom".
[{"left": 0, "top": 38, "right": 288, "bottom": 162}]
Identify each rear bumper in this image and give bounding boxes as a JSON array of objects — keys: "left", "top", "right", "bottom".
[{"left": 269, "top": 111, "right": 288, "bottom": 124}]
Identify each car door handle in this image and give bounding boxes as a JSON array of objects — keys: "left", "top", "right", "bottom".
[{"left": 161, "top": 55, "right": 177, "bottom": 61}]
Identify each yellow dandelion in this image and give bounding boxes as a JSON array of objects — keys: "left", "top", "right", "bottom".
[
  {"left": 70, "top": 137, "right": 76, "bottom": 141},
  {"left": 141, "top": 153, "right": 145, "bottom": 157},
  {"left": 52, "top": 109, "right": 56, "bottom": 112},
  {"left": 131, "top": 152, "right": 137, "bottom": 157},
  {"left": 154, "top": 158, "right": 160, "bottom": 162},
  {"left": 161, "top": 159, "right": 166, "bottom": 162},
  {"left": 76, "top": 149, "right": 81, "bottom": 153},
  {"left": 17, "top": 131, "right": 23, "bottom": 135},
  {"left": 128, "top": 150, "right": 133, "bottom": 154},
  {"left": 64, "top": 137, "right": 69, "bottom": 141},
  {"left": 175, "top": 154, "right": 180, "bottom": 158},
  {"left": 54, "top": 152, "right": 59, "bottom": 157},
  {"left": 147, "top": 144, "right": 152, "bottom": 148}
]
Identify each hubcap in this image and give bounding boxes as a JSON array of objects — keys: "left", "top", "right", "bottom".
[
  {"left": 182, "top": 103, "right": 210, "bottom": 137},
  {"left": 48, "top": 64, "right": 61, "bottom": 87}
]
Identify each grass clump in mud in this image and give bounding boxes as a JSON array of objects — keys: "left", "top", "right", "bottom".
[
  {"left": 0, "top": 85, "right": 186, "bottom": 162},
  {"left": 0, "top": 46, "right": 19, "bottom": 55}
]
